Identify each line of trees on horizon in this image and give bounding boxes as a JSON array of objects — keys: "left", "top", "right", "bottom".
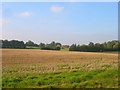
[
  {"left": 0, "top": 40, "right": 120, "bottom": 52},
  {"left": 1, "top": 40, "right": 26, "bottom": 49},
  {"left": 69, "top": 40, "right": 120, "bottom": 52},
  {"left": 39, "top": 41, "right": 61, "bottom": 50}
]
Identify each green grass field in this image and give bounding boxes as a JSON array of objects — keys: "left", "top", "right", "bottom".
[{"left": 2, "top": 69, "right": 118, "bottom": 88}]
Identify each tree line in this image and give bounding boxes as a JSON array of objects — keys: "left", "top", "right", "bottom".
[
  {"left": 0, "top": 40, "right": 62, "bottom": 50},
  {"left": 39, "top": 41, "right": 61, "bottom": 50},
  {"left": 1, "top": 40, "right": 26, "bottom": 49},
  {"left": 69, "top": 40, "right": 120, "bottom": 52},
  {"left": 1, "top": 40, "right": 120, "bottom": 52}
]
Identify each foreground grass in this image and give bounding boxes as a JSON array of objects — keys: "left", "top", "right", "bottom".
[{"left": 2, "top": 69, "right": 118, "bottom": 88}]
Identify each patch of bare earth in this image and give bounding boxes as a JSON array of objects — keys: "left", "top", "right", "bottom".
[{"left": 2, "top": 49, "right": 118, "bottom": 74}]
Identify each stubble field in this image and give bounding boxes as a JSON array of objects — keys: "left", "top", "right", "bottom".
[{"left": 2, "top": 49, "right": 119, "bottom": 88}]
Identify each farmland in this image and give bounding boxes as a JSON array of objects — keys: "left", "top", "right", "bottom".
[{"left": 2, "top": 49, "right": 118, "bottom": 88}]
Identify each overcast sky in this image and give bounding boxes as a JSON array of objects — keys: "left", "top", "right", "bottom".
[{"left": 1, "top": 2, "right": 118, "bottom": 45}]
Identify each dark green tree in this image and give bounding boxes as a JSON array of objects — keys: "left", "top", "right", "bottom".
[
  {"left": 26, "top": 40, "right": 38, "bottom": 47},
  {"left": 69, "top": 44, "right": 77, "bottom": 51},
  {"left": 39, "top": 43, "right": 45, "bottom": 49}
]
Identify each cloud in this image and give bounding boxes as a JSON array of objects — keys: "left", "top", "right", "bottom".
[
  {"left": 19, "top": 12, "right": 32, "bottom": 16},
  {"left": 50, "top": 6, "right": 64, "bottom": 13}
]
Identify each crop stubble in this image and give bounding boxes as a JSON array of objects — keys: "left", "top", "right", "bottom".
[{"left": 2, "top": 49, "right": 118, "bottom": 74}]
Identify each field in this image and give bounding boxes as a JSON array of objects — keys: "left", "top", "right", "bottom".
[{"left": 2, "top": 49, "right": 118, "bottom": 88}]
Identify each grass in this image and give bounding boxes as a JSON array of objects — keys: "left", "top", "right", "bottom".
[
  {"left": 56, "top": 64, "right": 69, "bottom": 67},
  {"left": 113, "top": 61, "right": 120, "bottom": 63},
  {"left": 26, "top": 46, "right": 40, "bottom": 49},
  {"left": 101, "top": 65, "right": 111, "bottom": 68},
  {"left": 2, "top": 69, "right": 118, "bottom": 88},
  {"left": 2, "top": 49, "right": 118, "bottom": 88},
  {"left": 60, "top": 49, "right": 69, "bottom": 51}
]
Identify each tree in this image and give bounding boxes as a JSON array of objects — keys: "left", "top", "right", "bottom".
[
  {"left": 39, "top": 41, "right": 62, "bottom": 50},
  {"left": 39, "top": 43, "right": 45, "bottom": 49},
  {"left": 0, "top": 40, "right": 2, "bottom": 48},
  {"left": 79, "top": 45, "right": 88, "bottom": 52},
  {"left": 113, "top": 43, "right": 120, "bottom": 50},
  {"left": 69, "top": 44, "right": 77, "bottom": 51},
  {"left": 56, "top": 42, "right": 62, "bottom": 47},
  {"left": 107, "top": 41, "right": 113, "bottom": 49},
  {"left": 55, "top": 45, "right": 61, "bottom": 50},
  {"left": 26, "top": 40, "right": 38, "bottom": 47},
  {"left": 2, "top": 40, "right": 26, "bottom": 49},
  {"left": 88, "top": 42, "right": 94, "bottom": 52},
  {"left": 62, "top": 45, "right": 69, "bottom": 49},
  {"left": 2, "top": 40, "right": 119, "bottom": 52},
  {"left": 50, "top": 41, "right": 56, "bottom": 49},
  {"left": 103, "top": 42, "right": 107, "bottom": 49},
  {"left": 26, "top": 40, "right": 34, "bottom": 46},
  {"left": 89, "top": 42, "right": 94, "bottom": 47}
]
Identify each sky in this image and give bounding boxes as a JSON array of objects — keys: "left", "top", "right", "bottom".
[{"left": 1, "top": 2, "right": 118, "bottom": 45}]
